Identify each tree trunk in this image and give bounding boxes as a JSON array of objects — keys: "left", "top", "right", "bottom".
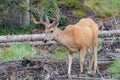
[{"left": 22, "top": 0, "right": 30, "bottom": 26}]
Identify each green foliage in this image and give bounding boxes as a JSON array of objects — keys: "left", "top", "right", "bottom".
[
  {"left": 108, "top": 59, "right": 120, "bottom": 79},
  {"left": 31, "top": 0, "right": 57, "bottom": 21},
  {"left": 44, "top": 0, "right": 67, "bottom": 26},
  {"left": 64, "top": 0, "right": 80, "bottom": 8},
  {"left": 73, "top": 10, "right": 86, "bottom": 17},
  {"left": 57, "top": 0, "right": 80, "bottom": 9},
  {"left": 0, "top": 0, "right": 31, "bottom": 35},
  {"left": 43, "top": 0, "right": 56, "bottom": 17},
  {"left": 85, "top": 0, "right": 120, "bottom": 18},
  {"left": 97, "top": 8, "right": 118, "bottom": 18},
  {"left": 0, "top": 23, "right": 36, "bottom": 35},
  {"left": 19, "top": 2, "right": 27, "bottom": 13},
  {"left": 59, "top": 15, "right": 67, "bottom": 26},
  {"left": 31, "top": 0, "right": 46, "bottom": 6},
  {"left": 0, "top": 43, "right": 36, "bottom": 63},
  {"left": 31, "top": 0, "right": 67, "bottom": 26}
]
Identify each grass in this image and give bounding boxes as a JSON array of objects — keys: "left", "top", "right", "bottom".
[
  {"left": 57, "top": 0, "right": 80, "bottom": 9},
  {"left": 108, "top": 59, "right": 120, "bottom": 79},
  {"left": 50, "top": 46, "right": 79, "bottom": 59},
  {"left": 85, "top": 0, "right": 120, "bottom": 18},
  {"left": 73, "top": 10, "right": 86, "bottom": 17},
  {"left": 0, "top": 43, "right": 36, "bottom": 63},
  {"left": 50, "top": 47, "right": 67, "bottom": 59},
  {"left": 57, "top": 0, "right": 120, "bottom": 18}
]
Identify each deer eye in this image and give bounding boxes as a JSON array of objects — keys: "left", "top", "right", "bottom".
[{"left": 50, "top": 30, "right": 54, "bottom": 33}]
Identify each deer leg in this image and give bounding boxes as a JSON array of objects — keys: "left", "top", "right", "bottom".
[
  {"left": 80, "top": 47, "right": 86, "bottom": 73},
  {"left": 88, "top": 54, "right": 94, "bottom": 73},
  {"left": 66, "top": 52, "right": 69, "bottom": 66},
  {"left": 87, "top": 47, "right": 94, "bottom": 73},
  {"left": 67, "top": 53, "right": 72, "bottom": 75},
  {"left": 93, "top": 46, "right": 98, "bottom": 73},
  {"left": 66, "top": 55, "right": 68, "bottom": 66}
]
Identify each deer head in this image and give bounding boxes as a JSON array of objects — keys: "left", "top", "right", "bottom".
[{"left": 31, "top": 4, "right": 60, "bottom": 42}]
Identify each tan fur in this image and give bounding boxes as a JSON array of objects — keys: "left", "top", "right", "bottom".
[{"left": 45, "top": 18, "right": 98, "bottom": 75}]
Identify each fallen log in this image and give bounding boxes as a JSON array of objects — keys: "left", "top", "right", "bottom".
[
  {"left": 98, "top": 30, "right": 120, "bottom": 38},
  {"left": 98, "top": 39, "right": 120, "bottom": 53},
  {"left": 0, "top": 41, "right": 57, "bottom": 47},
  {"left": 0, "top": 34, "right": 46, "bottom": 43},
  {"left": 0, "top": 30, "right": 119, "bottom": 43},
  {"left": 95, "top": 17, "right": 120, "bottom": 30}
]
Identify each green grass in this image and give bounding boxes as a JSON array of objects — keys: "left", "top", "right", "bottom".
[
  {"left": 50, "top": 47, "right": 67, "bottom": 59},
  {"left": 0, "top": 43, "right": 36, "bottom": 63},
  {"left": 108, "top": 59, "right": 120, "bottom": 79},
  {"left": 50, "top": 46, "right": 79, "bottom": 59},
  {"left": 73, "top": 10, "right": 86, "bottom": 17},
  {"left": 57, "top": 0, "right": 80, "bottom": 9},
  {"left": 57, "top": 0, "right": 120, "bottom": 18},
  {"left": 85, "top": 0, "right": 120, "bottom": 17}
]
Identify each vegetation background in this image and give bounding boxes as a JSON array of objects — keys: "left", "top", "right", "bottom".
[
  {"left": 0, "top": 0, "right": 120, "bottom": 79},
  {"left": 0, "top": 0, "right": 120, "bottom": 35}
]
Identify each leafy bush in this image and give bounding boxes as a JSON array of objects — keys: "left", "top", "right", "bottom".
[{"left": 0, "top": 43, "right": 36, "bottom": 62}]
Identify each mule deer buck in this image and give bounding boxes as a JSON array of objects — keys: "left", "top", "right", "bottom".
[{"left": 31, "top": 4, "right": 99, "bottom": 75}]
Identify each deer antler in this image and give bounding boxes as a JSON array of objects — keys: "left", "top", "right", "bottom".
[
  {"left": 31, "top": 8, "right": 48, "bottom": 27},
  {"left": 50, "top": 4, "right": 60, "bottom": 27},
  {"left": 31, "top": 4, "right": 60, "bottom": 28}
]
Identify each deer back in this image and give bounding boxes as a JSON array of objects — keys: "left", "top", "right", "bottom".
[{"left": 63, "top": 18, "right": 98, "bottom": 49}]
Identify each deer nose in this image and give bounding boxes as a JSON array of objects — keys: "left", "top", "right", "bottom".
[{"left": 44, "top": 40, "right": 48, "bottom": 43}]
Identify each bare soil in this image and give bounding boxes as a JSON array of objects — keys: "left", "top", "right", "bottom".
[{"left": 0, "top": 55, "right": 113, "bottom": 80}]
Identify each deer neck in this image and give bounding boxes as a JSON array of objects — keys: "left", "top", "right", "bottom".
[{"left": 53, "top": 28, "right": 69, "bottom": 46}]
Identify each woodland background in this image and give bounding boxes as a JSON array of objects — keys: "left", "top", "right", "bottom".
[{"left": 0, "top": 0, "right": 120, "bottom": 80}]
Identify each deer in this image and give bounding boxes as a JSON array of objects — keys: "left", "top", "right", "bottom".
[{"left": 31, "top": 4, "right": 99, "bottom": 75}]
